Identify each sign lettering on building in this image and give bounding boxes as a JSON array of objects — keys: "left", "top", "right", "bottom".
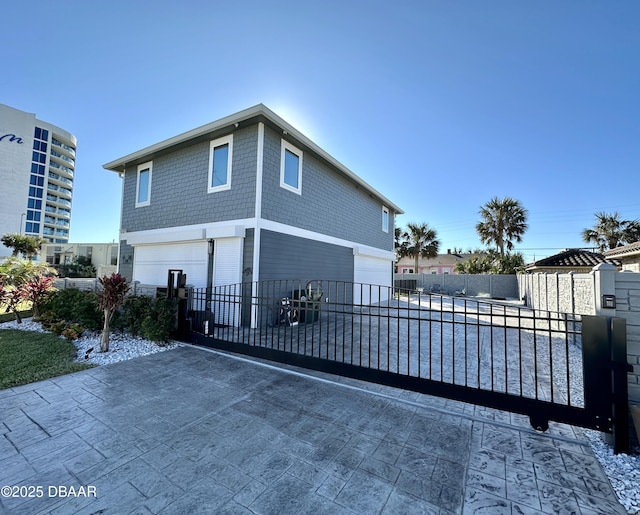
[{"left": 0, "top": 133, "right": 24, "bottom": 144}]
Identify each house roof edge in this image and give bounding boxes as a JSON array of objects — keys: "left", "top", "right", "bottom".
[{"left": 102, "top": 104, "right": 404, "bottom": 215}]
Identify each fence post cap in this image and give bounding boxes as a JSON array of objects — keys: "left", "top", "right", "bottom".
[{"left": 592, "top": 263, "right": 617, "bottom": 272}]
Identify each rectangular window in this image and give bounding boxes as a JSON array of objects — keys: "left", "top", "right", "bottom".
[
  {"left": 29, "top": 175, "right": 45, "bottom": 186},
  {"left": 29, "top": 186, "right": 43, "bottom": 198},
  {"left": 35, "top": 127, "right": 49, "bottom": 141},
  {"left": 382, "top": 206, "right": 389, "bottom": 233},
  {"left": 25, "top": 222, "right": 40, "bottom": 233},
  {"left": 136, "top": 161, "right": 152, "bottom": 207},
  {"left": 207, "top": 135, "right": 233, "bottom": 193},
  {"left": 280, "top": 140, "right": 302, "bottom": 194},
  {"left": 26, "top": 210, "right": 41, "bottom": 221},
  {"left": 110, "top": 246, "right": 118, "bottom": 265}
]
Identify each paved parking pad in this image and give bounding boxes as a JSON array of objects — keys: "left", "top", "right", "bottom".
[{"left": 0, "top": 345, "right": 625, "bottom": 514}]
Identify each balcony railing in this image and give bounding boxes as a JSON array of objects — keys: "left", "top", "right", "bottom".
[
  {"left": 50, "top": 149, "right": 75, "bottom": 165},
  {"left": 46, "top": 195, "right": 71, "bottom": 207},
  {"left": 49, "top": 172, "right": 73, "bottom": 186},
  {"left": 51, "top": 137, "right": 76, "bottom": 156},
  {"left": 49, "top": 160, "right": 74, "bottom": 175}
]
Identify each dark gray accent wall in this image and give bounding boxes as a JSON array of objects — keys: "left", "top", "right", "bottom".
[
  {"left": 260, "top": 126, "right": 394, "bottom": 252},
  {"left": 121, "top": 125, "right": 258, "bottom": 233},
  {"left": 118, "top": 241, "right": 134, "bottom": 281},
  {"left": 259, "top": 229, "right": 354, "bottom": 284},
  {"left": 255, "top": 230, "right": 355, "bottom": 327},
  {"left": 242, "top": 228, "right": 254, "bottom": 283}
]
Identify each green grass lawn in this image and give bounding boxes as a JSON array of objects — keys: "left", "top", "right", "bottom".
[{"left": 0, "top": 329, "right": 94, "bottom": 390}]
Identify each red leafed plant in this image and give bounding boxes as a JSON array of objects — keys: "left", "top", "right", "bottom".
[
  {"left": 0, "top": 257, "right": 56, "bottom": 323},
  {"left": 97, "top": 273, "right": 130, "bottom": 352},
  {"left": 23, "top": 275, "right": 57, "bottom": 318}
]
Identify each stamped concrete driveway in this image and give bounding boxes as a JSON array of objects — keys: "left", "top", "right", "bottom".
[{"left": 0, "top": 345, "right": 625, "bottom": 514}]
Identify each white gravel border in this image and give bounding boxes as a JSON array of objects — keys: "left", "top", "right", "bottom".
[
  {"left": 0, "top": 318, "right": 178, "bottom": 365},
  {"left": 1, "top": 317, "right": 638, "bottom": 512}
]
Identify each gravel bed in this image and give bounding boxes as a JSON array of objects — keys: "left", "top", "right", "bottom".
[
  {"left": 584, "top": 430, "right": 640, "bottom": 514},
  {"left": 1, "top": 317, "right": 638, "bottom": 512}
]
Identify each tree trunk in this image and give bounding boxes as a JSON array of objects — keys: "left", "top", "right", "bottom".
[{"left": 100, "top": 308, "right": 111, "bottom": 352}]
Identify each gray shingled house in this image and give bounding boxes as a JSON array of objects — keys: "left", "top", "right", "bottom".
[{"left": 103, "top": 104, "right": 403, "bottom": 306}]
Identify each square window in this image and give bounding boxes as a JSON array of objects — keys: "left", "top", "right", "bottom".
[
  {"left": 280, "top": 140, "right": 302, "bottom": 194},
  {"left": 382, "top": 206, "right": 389, "bottom": 233},
  {"left": 136, "top": 162, "right": 152, "bottom": 207},
  {"left": 207, "top": 135, "right": 233, "bottom": 193}
]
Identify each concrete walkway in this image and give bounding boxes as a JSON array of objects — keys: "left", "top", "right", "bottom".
[{"left": 0, "top": 345, "right": 625, "bottom": 514}]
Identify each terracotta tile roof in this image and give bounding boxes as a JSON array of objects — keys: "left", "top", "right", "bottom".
[
  {"left": 525, "top": 248, "right": 620, "bottom": 269},
  {"left": 603, "top": 241, "right": 640, "bottom": 258}
]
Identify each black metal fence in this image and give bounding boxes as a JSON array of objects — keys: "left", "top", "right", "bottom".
[{"left": 181, "top": 279, "right": 630, "bottom": 452}]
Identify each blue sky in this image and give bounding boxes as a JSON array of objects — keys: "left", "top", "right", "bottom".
[{"left": 3, "top": 1, "right": 639, "bottom": 263}]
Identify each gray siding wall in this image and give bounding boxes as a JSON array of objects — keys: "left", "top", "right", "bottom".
[
  {"left": 259, "top": 230, "right": 354, "bottom": 284},
  {"left": 260, "top": 126, "right": 393, "bottom": 252},
  {"left": 120, "top": 126, "right": 258, "bottom": 233}
]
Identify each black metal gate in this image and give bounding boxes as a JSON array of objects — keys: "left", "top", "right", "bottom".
[{"left": 179, "top": 279, "right": 631, "bottom": 453}]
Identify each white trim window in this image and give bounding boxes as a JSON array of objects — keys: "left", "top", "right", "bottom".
[
  {"left": 382, "top": 206, "right": 389, "bottom": 233},
  {"left": 280, "top": 140, "right": 302, "bottom": 194},
  {"left": 136, "top": 161, "right": 152, "bottom": 207},
  {"left": 208, "top": 135, "right": 233, "bottom": 193}
]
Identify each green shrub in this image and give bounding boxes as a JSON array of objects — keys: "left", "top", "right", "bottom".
[
  {"left": 120, "top": 295, "right": 153, "bottom": 336},
  {"left": 62, "top": 323, "right": 84, "bottom": 340},
  {"left": 140, "top": 297, "right": 177, "bottom": 344},
  {"left": 39, "top": 289, "right": 102, "bottom": 330},
  {"left": 48, "top": 320, "right": 67, "bottom": 336},
  {"left": 36, "top": 288, "right": 177, "bottom": 343}
]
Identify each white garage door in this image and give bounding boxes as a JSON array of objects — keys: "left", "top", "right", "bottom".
[
  {"left": 133, "top": 238, "right": 243, "bottom": 326},
  {"left": 211, "top": 238, "right": 243, "bottom": 326},
  {"left": 133, "top": 241, "right": 209, "bottom": 288},
  {"left": 353, "top": 254, "right": 391, "bottom": 305}
]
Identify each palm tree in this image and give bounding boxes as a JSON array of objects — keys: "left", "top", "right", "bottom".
[
  {"left": 582, "top": 212, "right": 640, "bottom": 252},
  {"left": 476, "top": 197, "right": 528, "bottom": 258},
  {"left": 1, "top": 233, "right": 45, "bottom": 259},
  {"left": 397, "top": 223, "right": 440, "bottom": 273}
]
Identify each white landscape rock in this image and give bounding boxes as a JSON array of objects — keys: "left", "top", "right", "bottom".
[{"left": 0, "top": 317, "right": 178, "bottom": 365}]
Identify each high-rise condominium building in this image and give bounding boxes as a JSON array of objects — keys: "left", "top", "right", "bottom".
[{"left": 0, "top": 103, "right": 77, "bottom": 257}]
